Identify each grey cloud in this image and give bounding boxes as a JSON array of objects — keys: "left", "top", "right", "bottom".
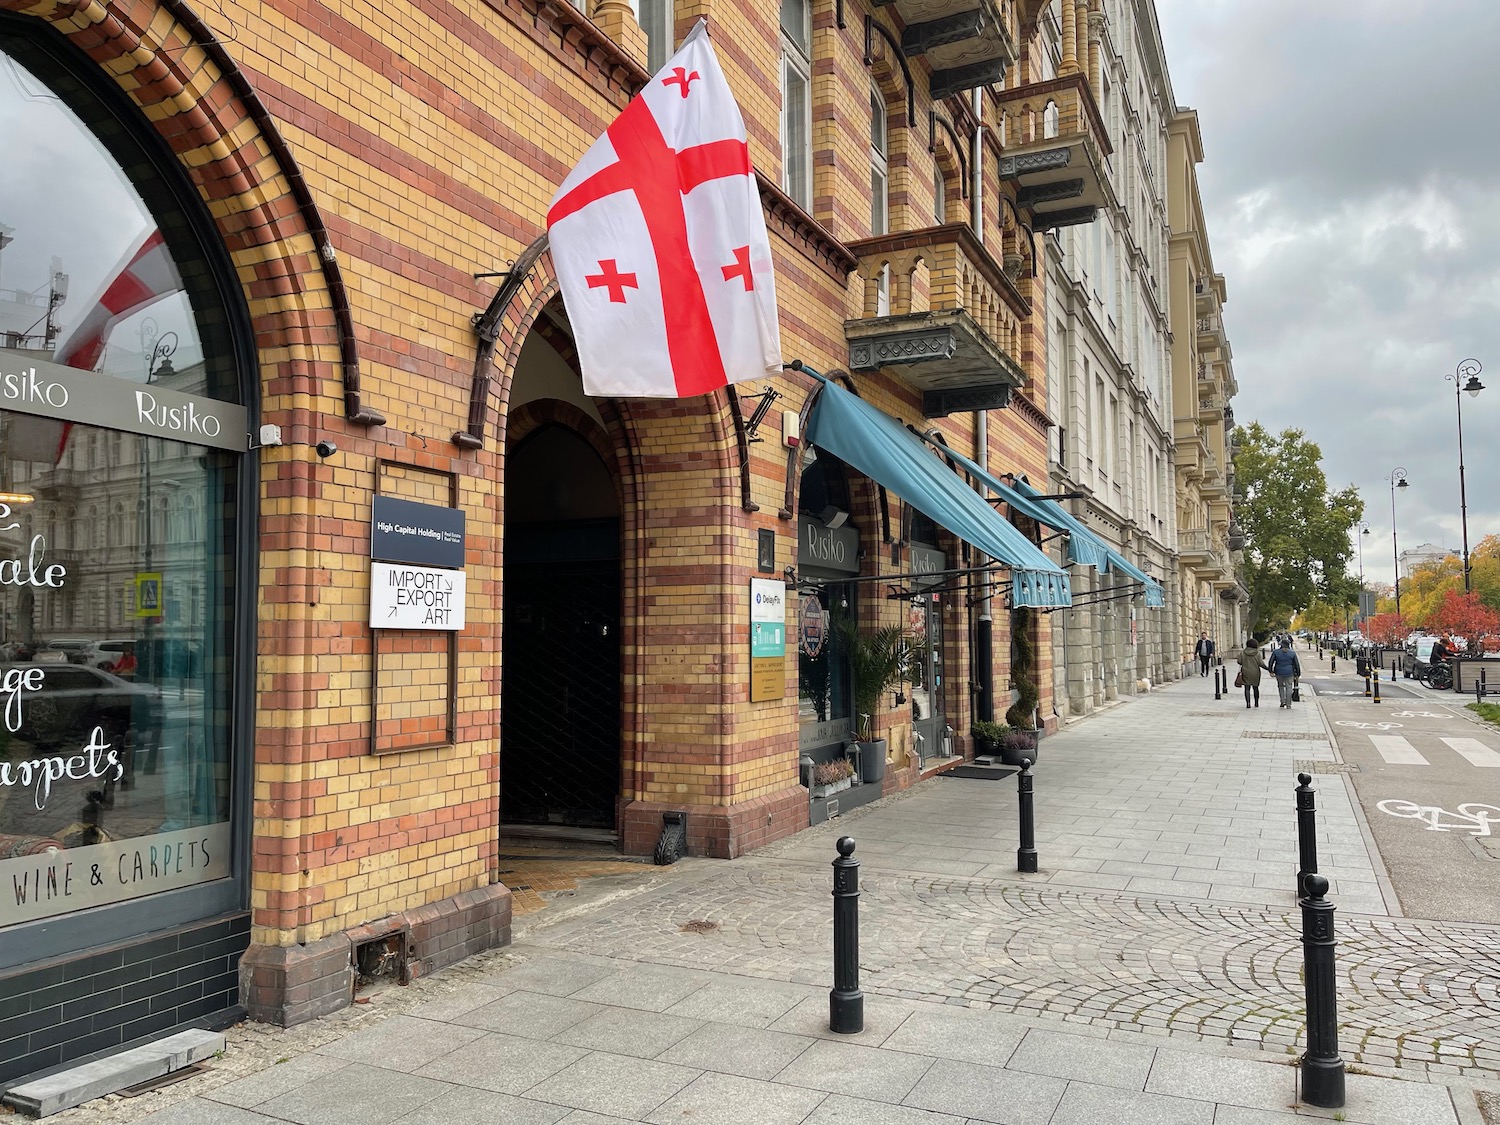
[{"left": 1157, "top": 0, "right": 1500, "bottom": 587}]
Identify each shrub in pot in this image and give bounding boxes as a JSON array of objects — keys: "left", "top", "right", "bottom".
[
  {"left": 970, "top": 720, "right": 1008, "bottom": 756},
  {"left": 997, "top": 728, "right": 1039, "bottom": 767},
  {"left": 810, "top": 757, "right": 856, "bottom": 796}
]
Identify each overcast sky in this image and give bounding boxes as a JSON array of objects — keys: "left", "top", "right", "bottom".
[{"left": 1155, "top": 0, "right": 1500, "bottom": 590}]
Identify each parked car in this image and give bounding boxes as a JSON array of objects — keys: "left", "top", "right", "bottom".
[
  {"left": 1403, "top": 637, "right": 1438, "bottom": 679},
  {"left": 2, "top": 662, "right": 164, "bottom": 755}
]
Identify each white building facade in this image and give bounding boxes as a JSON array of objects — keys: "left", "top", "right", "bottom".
[{"left": 1042, "top": 0, "right": 1180, "bottom": 716}]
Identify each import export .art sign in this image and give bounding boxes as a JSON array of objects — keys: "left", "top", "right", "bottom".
[{"left": 369, "top": 562, "right": 467, "bottom": 630}]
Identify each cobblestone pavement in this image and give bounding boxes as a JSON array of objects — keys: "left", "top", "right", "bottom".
[{"left": 527, "top": 858, "right": 1500, "bottom": 1080}]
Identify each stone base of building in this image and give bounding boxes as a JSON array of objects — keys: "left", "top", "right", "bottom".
[
  {"left": 0, "top": 913, "right": 250, "bottom": 1086},
  {"left": 239, "top": 882, "right": 512, "bottom": 1028},
  {"left": 621, "top": 786, "right": 809, "bottom": 860}
]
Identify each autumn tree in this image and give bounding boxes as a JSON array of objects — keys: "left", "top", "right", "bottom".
[
  {"left": 1365, "top": 613, "right": 1408, "bottom": 646},
  {"left": 1231, "top": 423, "right": 1364, "bottom": 634},
  {"left": 1425, "top": 590, "right": 1500, "bottom": 645}
]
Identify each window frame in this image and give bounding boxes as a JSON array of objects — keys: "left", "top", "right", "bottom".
[
  {"left": 0, "top": 12, "right": 259, "bottom": 969},
  {"left": 779, "top": 0, "right": 813, "bottom": 210}
]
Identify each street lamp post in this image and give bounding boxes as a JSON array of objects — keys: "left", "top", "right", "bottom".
[
  {"left": 1354, "top": 521, "right": 1370, "bottom": 632},
  {"left": 1445, "top": 359, "right": 1484, "bottom": 595},
  {"left": 1389, "top": 468, "right": 1408, "bottom": 618}
]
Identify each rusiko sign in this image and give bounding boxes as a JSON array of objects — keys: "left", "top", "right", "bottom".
[{"left": 0, "top": 356, "right": 247, "bottom": 451}]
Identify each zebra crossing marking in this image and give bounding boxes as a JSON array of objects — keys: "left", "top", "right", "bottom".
[
  {"left": 1369, "top": 735, "right": 1429, "bottom": 765},
  {"left": 1441, "top": 737, "right": 1500, "bottom": 768}
]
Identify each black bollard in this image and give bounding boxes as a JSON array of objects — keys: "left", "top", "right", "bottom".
[
  {"left": 1295, "top": 772, "right": 1318, "bottom": 899},
  {"left": 1330, "top": 655, "right": 1336, "bottom": 674},
  {"left": 1214, "top": 668, "right": 1222, "bottom": 700},
  {"left": 1363, "top": 675, "right": 1371, "bottom": 698},
  {"left": 1373, "top": 675, "right": 1381, "bottom": 704},
  {"left": 1299, "top": 874, "right": 1346, "bottom": 1108},
  {"left": 829, "top": 837, "right": 863, "bottom": 1034},
  {"left": 1017, "top": 758, "right": 1038, "bottom": 873},
  {"left": 1392, "top": 660, "right": 1397, "bottom": 680}
]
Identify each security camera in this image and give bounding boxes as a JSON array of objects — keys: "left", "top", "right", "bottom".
[{"left": 314, "top": 440, "right": 337, "bottom": 459}]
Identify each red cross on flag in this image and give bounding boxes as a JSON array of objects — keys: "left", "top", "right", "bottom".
[{"left": 546, "top": 20, "right": 782, "bottom": 398}]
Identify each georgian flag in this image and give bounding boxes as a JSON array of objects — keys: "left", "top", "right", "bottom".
[
  {"left": 546, "top": 20, "right": 782, "bottom": 398},
  {"left": 13, "top": 228, "right": 182, "bottom": 464}
]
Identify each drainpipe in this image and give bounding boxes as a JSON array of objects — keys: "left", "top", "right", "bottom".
[
  {"left": 976, "top": 408, "right": 993, "bottom": 722},
  {"left": 972, "top": 87, "right": 993, "bottom": 722}
]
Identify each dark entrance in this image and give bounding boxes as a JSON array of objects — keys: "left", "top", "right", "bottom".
[{"left": 502, "top": 425, "right": 621, "bottom": 830}]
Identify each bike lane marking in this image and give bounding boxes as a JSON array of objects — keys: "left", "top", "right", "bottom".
[
  {"left": 1369, "top": 735, "right": 1429, "bottom": 765},
  {"left": 1441, "top": 737, "right": 1500, "bottom": 767}
]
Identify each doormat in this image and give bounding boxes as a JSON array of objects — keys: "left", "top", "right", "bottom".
[{"left": 942, "top": 764, "right": 1020, "bottom": 780}]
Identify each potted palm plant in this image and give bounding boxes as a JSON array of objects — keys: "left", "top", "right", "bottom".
[{"left": 835, "top": 616, "right": 908, "bottom": 785}]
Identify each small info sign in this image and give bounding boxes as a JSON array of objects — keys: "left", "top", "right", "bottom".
[
  {"left": 750, "top": 578, "right": 786, "bottom": 702},
  {"left": 370, "top": 562, "right": 467, "bottom": 630}
]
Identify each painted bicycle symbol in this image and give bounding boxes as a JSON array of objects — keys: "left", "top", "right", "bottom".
[
  {"left": 1388, "top": 711, "right": 1447, "bottom": 719},
  {"left": 1376, "top": 800, "right": 1500, "bottom": 837},
  {"left": 1335, "top": 721, "right": 1404, "bottom": 731}
]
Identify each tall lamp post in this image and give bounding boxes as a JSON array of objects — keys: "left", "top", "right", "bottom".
[
  {"left": 1389, "top": 468, "right": 1409, "bottom": 618},
  {"left": 1354, "top": 520, "right": 1370, "bottom": 633},
  {"left": 1445, "top": 359, "right": 1484, "bottom": 594}
]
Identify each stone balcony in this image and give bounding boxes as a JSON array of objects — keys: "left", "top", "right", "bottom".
[
  {"left": 1178, "top": 527, "right": 1230, "bottom": 579},
  {"left": 994, "top": 74, "right": 1111, "bottom": 231},
  {"left": 1198, "top": 389, "right": 1225, "bottom": 420},
  {"left": 1196, "top": 311, "right": 1224, "bottom": 350},
  {"left": 845, "top": 223, "right": 1029, "bottom": 417},
  {"left": 1173, "top": 420, "right": 1208, "bottom": 478},
  {"left": 892, "top": 0, "right": 1020, "bottom": 98}
]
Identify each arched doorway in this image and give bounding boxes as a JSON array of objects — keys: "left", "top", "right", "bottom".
[{"left": 502, "top": 422, "right": 622, "bottom": 830}]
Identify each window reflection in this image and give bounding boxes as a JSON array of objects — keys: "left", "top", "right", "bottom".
[{"left": 0, "top": 419, "right": 235, "bottom": 866}]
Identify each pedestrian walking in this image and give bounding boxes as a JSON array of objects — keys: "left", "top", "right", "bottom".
[
  {"left": 1194, "top": 632, "right": 1215, "bottom": 677},
  {"left": 1267, "top": 637, "right": 1301, "bottom": 708},
  {"left": 1236, "top": 640, "right": 1264, "bottom": 708}
]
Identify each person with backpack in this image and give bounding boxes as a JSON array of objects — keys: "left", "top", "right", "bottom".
[{"left": 1267, "top": 637, "right": 1301, "bottom": 708}]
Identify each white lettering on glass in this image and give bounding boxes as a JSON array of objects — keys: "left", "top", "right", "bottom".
[
  {"left": 0, "top": 367, "right": 70, "bottom": 409},
  {"left": 0, "top": 726, "right": 123, "bottom": 810},
  {"left": 0, "top": 536, "right": 67, "bottom": 589},
  {"left": 134, "top": 389, "right": 222, "bottom": 438}
]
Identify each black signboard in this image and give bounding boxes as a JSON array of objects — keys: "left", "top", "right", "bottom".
[{"left": 371, "top": 495, "right": 466, "bottom": 568}]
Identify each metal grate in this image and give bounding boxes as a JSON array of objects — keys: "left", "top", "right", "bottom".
[
  {"left": 502, "top": 559, "right": 621, "bottom": 829},
  {"left": 1295, "top": 760, "right": 1361, "bottom": 773},
  {"left": 1243, "top": 731, "right": 1330, "bottom": 740}
]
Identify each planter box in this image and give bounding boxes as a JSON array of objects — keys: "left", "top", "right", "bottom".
[
  {"left": 811, "top": 776, "right": 854, "bottom": 799},
  {"left": 857, "top": 739, "right": 886, "bottom": 784}
]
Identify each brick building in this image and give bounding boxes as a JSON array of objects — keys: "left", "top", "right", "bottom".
[{"left": 0, "top": 0, "right": 1126, "bottom": 1084}]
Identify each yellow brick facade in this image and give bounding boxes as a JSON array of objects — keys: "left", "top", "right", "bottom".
[{"left": 1, "top": 0, "right": 1099, "bottom": 1029}]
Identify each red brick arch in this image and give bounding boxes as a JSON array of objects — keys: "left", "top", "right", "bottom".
[{"left": 0, "top": 0, "right": 373, "bottom": 433}]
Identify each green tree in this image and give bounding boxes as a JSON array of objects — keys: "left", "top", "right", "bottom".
[{"left": 1231, "top": 423, "right": 1364, "bottom": 633}]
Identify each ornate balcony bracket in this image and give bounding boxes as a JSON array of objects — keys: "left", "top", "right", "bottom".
[
  {"left": 1032, "top": 206, "right": 1097, "bottom": 231},
  {"left": 846, "top": 309, "right": 1026, "bottom": 418},
  {"left": 1016, "top": 177, "right": 1085, "bottom": 207},
  {"left": 903, "top": 9, "right": 986, "bottom": 56},
  {"left": 999, "top": 148, "right": 1072, "bottom": 178},
  {"left": 931, "top": 59, "right": 1007, "bottom": 99}
]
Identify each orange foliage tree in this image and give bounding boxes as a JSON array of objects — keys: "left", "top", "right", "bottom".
[
  {"left": 1365, "top": 613, "right": 1407, "bottom": 646},
  {"left": 1424, "top": 590, "right": 1500, "bottom": 648}
]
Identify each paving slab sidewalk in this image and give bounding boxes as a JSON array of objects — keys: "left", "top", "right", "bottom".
[{"left": 44, "top": 677, "right": 1500, "bottom": 1125}]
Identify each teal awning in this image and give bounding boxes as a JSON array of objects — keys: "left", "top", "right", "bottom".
[
  {"left": 929, "top": 443, "right": 1110, "bottom": 571},
  {"left": 802, "top": 377, "right": 1071, "bottom": 608},
  {"left": 1006, "top": 479, "right": 1167, "bottom": 609}
]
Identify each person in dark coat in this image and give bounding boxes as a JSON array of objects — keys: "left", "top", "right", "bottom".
[
  {"left": 1194, "top": 632, "right": 1215, "bottom": 677},
  {"left": 1237, "top": 640, "right": 1264, "bottom": 708}
]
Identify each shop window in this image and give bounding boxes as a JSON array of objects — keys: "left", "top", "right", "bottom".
[{"left": 0, "top": 26, "right": 245, "bottom": 938}]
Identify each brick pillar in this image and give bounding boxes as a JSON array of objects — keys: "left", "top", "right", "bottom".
[{"left": 592, "top": 0, "right": 648, "bottom": 70}]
